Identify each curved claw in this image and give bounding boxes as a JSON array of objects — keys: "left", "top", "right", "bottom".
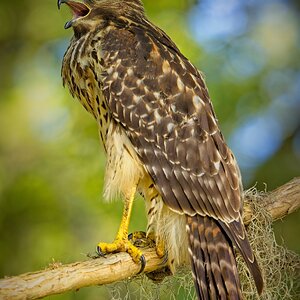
[
  {"left": 57, "top": 0, "right": 65, "bottom": 9},
  {"left": 96, "top": 245, "right": 105, "bottom": 257},
  {"left": 137, "top": 254, "right": 146, "bottom": 274},
  {"left": 128, "top": 233, "right": 133, "bottom": 240},
  {"left": 160, "top": 251, "right": 169, "bottom": 266}
]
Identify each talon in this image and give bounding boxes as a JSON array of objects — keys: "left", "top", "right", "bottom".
[
  {"left": 128, "top": 233, "right": 133, "bottom": 240},
  {"left": 96, "top": 245, "right": 104, "bottom": 257},
  {"left": 161, "top": 251, "right": 169, "bottom": 266},
  {"left": 137, "top": 254, "right": 146, "bottom": 274}
]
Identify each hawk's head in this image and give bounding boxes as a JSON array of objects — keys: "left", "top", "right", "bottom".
[{"left": 58, "top": 0, "right": 145, "bottom": 35}]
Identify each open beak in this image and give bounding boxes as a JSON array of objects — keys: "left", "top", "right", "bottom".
[{"left": 58, "top": 0, "right": 90, "bottom": 29}]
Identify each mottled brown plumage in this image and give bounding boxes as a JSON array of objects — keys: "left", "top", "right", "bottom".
[{"left": 59, "top": 0, "right": 263, "bottom": 298}]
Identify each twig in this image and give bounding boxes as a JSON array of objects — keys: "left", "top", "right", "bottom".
[{"left": 0, "top": 177, "right": 299, "bottom": 300}]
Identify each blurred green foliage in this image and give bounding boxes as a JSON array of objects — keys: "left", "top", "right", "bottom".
[{"left": 0, "top": 0, "right": 299, "bottom": 299}]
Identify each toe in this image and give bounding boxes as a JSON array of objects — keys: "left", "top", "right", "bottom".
[
  {"left": 137, "top": 254, "right": 146, "bottom": 274},
  {"left": 128, "top": 231, "right": 146, "bottom": 240}
]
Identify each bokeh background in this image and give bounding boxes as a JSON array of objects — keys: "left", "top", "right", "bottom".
[{"left": 0, "top": 0, "right": 299, "bottom": 299}]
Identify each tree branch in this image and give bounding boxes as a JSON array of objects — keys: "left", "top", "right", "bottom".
[
  {"left": 0, "top": 178, "right": 299, "bottom": 300},
  {"left": 0, "top": 249, "right": 164, "bottom": 300},
  {"left": 243, "top": 177, "right": 300, "bottom": 224}
]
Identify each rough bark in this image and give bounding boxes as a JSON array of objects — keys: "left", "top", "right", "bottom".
[{"left": 0, "top": 177, "right": 299, "bottom": 300}]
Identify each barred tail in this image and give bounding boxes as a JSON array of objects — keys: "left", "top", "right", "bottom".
[
  {"left": 187, "top": 215, "right": 243, "bottom": 300},
  {"left": 219, "top": 219, "right": 263, "bottom": 295}
]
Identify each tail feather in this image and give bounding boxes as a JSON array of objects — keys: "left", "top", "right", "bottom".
[
  {"left": 187, "top": 215, "right": 242, "bottom": 300},
  {"left": 219, "top": 219, "right": 264, "bottom": 295},
  {"left": 188, "top": 220, "right": 209, "bottom": 299}
]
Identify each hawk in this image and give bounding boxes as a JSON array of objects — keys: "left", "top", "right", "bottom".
[{"left": 58, "top": 0, "right": 263, "bottom": 298}]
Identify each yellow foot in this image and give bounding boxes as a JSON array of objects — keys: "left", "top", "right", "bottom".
[
  {"left": 146, "top": 232, "right": 166, "bottom": 259},
  {"left": 155, "top": 238, "right": 166, "bottom": 259},
  {"left": 96, "top": 238, "right": 146, "bottom": 274},
  {"left": 128, "top": 231, "right": 155, "bottom": 248}
]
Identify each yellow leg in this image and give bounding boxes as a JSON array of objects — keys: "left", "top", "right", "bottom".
[{"left": 97, "top": 186, "right": 146, "bottom": 272}]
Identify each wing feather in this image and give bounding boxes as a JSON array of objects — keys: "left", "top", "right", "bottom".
[{"left": 101, "top": 24, "right": 241, "bottom": 222}]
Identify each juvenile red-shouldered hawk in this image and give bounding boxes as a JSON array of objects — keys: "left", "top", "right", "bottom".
[{"left": 58, "top": 0, "right": 263, "bottom": 298}]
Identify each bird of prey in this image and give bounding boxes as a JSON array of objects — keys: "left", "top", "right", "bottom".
[{"left": 58, "top": 0, "right": 263, "bottom": 298}]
